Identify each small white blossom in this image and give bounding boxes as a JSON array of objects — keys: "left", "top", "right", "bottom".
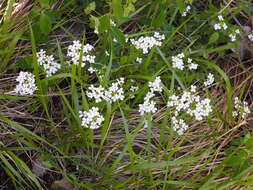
[
  {"left": 139, "top": 100, "right": 157, "bottom": 115},
  {"left": 37, "top": 49, "right": 61, "bottom": 77},
  {"left": 110, "top": 20, "right": 116, "bottom": 27},
  {"left": 67, "top": 40, "right": 95, "bottom": 67},
  {"left": 172, "top": 117, "right": 188, "bottom": 135},
  {"left": 105, "top": 51, "right": 109, "bottom": 56},
  {"left": 79, "top": 107, "right": 104, "bottom": 129},
  {"left": 136, "top": 57, "right": 142, "bottom": 63},
  {"left": 94, "top": 29, "right": 99, "bottom": 34},
  {"left": 190, "top": 85, "right": 197, "bottom": 93},
  {"left": 167, "top": 89, "right": 212, "bottom": 134},
  {"left": 235, "top": 29, "right": 240, "bottom": 34},
  {"left": 222, "top": 23, "right": 228, "bottom": 30},
  {"left": 233, "top": 97, "right": 250, "bottom": 119},
  {"left": 130, "top": 32, "right": 164, "bottom": 54},
  {"left": 229, "top": 34, "right": 236, "bottom": 42},
  {"left": 248, "top": 34, "right": 253, "bottom": 42},
  {"left": 144, "top": 91, "right": 155, "bottom": 101},
  {"left": 14, "top": 71, "right": 37, "bottom": 95},
  {"left": 88, "top": 67, "right": 97, "bottom": 74},
  {"left": 130, "top": 85, "right": 139, "bottom": 92},
  {"left": 130, "top": 85, "right": 139, "bottom": 99},
  {"left": 218, "top": 15, "right": 224, "bottom": 21},
  {"left": 104, "top": 79, "right": 125, "bottom": 103},
  {"left": 188, "top": 63, "right": 198, "bottom": 70},
  {"left": 204, "top": 73, "right": 214, "bottom": 87},
  {"left": 214, "top": 23, "right": 222, "bottom": 30},
  {"left": 87, "top": 85, "right": 105, "bottom": 103},
  {"left": 172, "top": 53, "right": 185, "bottom": 70},
  {"left": 182, "top": 5, "right": 191, "bottom": 17},
  {"left": 148, "top": 76, "right": 163, "bottom": 93},
  {"left": 139, "top": 76, "right": 163, "bottom": 115}
]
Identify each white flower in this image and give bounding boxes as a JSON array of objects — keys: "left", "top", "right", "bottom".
[
  {"left": 14, "top": 71, "right": 37, "bottom": 95},
  {"left": 139, "top": 100, "right": 157, "bottom": 115},
  {"left": 218, "top": 15, "right": 224, "bottom": 21},
  {"left": 235, "top": 29, "right": 240, "bottom": 34},
  {"left": 37, "top": 49, "right": 61, "bottom": 77},
  {"left": 94, "top": 29, "right": 99, "bottom": 34},
  {"left": 192, "top": 98, "right": 212, "bottom": 121},
  {"left": 222, "top": 23, "right": 228, "bottom": 30},
  {"left": 167, "top": 89, "right": 212, "bottom": 134},
  {"left": 113, "top": 38, "right": 118, "bottom": 43},
  {"left": 67, "top": 40, "right": 95, "bottom": 67},
  {"left": 233, "top": 97, "right": 250, "bottom": 119},
  {"left": 130, "top": 85, "right": 139, "bottom": 92},
  {"left": 136, "top": 57, "right": 142, "bottom": 63},
  {"left": 229, "top": 34, "right": 236, "bottom": 42},
  {"left": 79, "top": 107, "right": 104, "bottom": 129},
  {"left": 144, "top": 91, "right": 155, "bottom": 101},
  {"left": 172, "top": 117, "right": 188, "bottom": 135},
  {"left": 248, "top": 34, "right": 253, "bottom": 42},
  {"left": 105, "top": 51, "right": 109, "bottom": 56},
  {"left": 188, "top": 63, "right": 198, "bottom": 70},
  {"left": 214, "top": 23, "right": 221, "bottom": 30},
  {"left": 167, "top": 95, "right": 179, "bottom": 107},
  {"left": 172, "top": 53, "right": 185, "bottom": 70},
  {"left": 110, "top": 20, "right": 116, "bottom": 27},
  {"left": 88, "top": 67, "right": 97, "bottom": 74},
  {"left": 190, "top": 85, "right": 197, "bottom": 93},
  {"left": 87, "top": 85, "right": 105, "bottom": 103},
  {"left": 130, "top": 85, "right": 139, "bottom": 99},
  {"left": 139, "top": 76, "right": 163, "bottom": 115},
  {"left": 148, "top": 76, "right": 163, "bottom": 93},
  {"left": 182, "top": 5, "right": 191, "bottom": 17},
  {"left": 130, "top": 33, "right": 164, "bottom": 54},
  {"left": 104, "top": 79, "right": 125, "bottom": 103},
  {"left": 204, "top": 73, "right": 214, "bottom": 86}
]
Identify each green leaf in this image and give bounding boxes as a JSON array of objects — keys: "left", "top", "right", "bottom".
[
  {"left": 110, "top": 27, "right": 125, "bottom": 44},
  {"left": 152, "top": 8, "right": 167, "bottom": 27},
  {"left": 38, "top": 0, "right": 50, "bottom": 8},
  {"left": 90, "top": 15, "right": 100, "bottom": 31},
  {"left": 176, "top": 0, "right": 185, "bottom": 12},
  {"left": 208, "top": 32, "right": 219, "bottom": 44},
  {"left": 84, "top": 1, "right": 96, "bottom": 15},
  {"left": 98, "top": 14, "right": 110, "bottom": 33},
  {"left": 112, "top": 0, "right": 123, "bottom": 18},
  {"left": 40, "top": 13, "right": 52, "bottom": 35}
]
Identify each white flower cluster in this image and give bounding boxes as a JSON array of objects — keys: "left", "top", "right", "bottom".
[
  {"left": 213, "top": 15, "right": 227, "bottom": 31},
  {"left": 87, "top": 78, "right": 125, "bottom": 103},
  {"left": 229, "top": 29, "right": 240, "bottom": 42},
  {"left": 172, "top": 53, "right": 198, "bottom": 70},
  {"left": 79, "top": 107, "right": 104, "bottom": 129},
  {"left": 88, "top": 67, "right": 97, "bottom": 74},
  {"left": 130, "top": 32, "right": 165, "bottom": 54},
  {"left": 232, "top": 97, "right": 250, "bottom": 119},
  {"left": 182, "top": 5, "right": 191, "bottom": 17},
  {"left": 204, "top": 73, "right": 214, "bottom": 87},
  {"left": 167, "top": 86, "right": 212, "bottom": 135},
  {"left": 248, "top": 34, "right": 253, "bottom": 42},
  {"left": 104, "top": 78, "right": 125, "bottom": 103},
  {"left": 87, "top": 85, "right": 105, "bottom": 103},
  {"left": 67, "top": 40, "right": 95, "bottom": 67},
  {"left": 130, "top": 85, "right": 139, "bottom": 99},
  {"left": 37, "top": 49, "right": 61, "bottom": 77},
  {"left": 172, "top": 117, "right": 188, "bottom": 135},
  {"left": 14, "top": 71, "right": 37, "bottom": 95},
  {"left": 139, "top": 76, "right": 163, "bottom": 115}
]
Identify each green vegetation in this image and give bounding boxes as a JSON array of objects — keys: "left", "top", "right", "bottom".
[{"left": 0, "top": 0, "right": 253, "bottom": 189}]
